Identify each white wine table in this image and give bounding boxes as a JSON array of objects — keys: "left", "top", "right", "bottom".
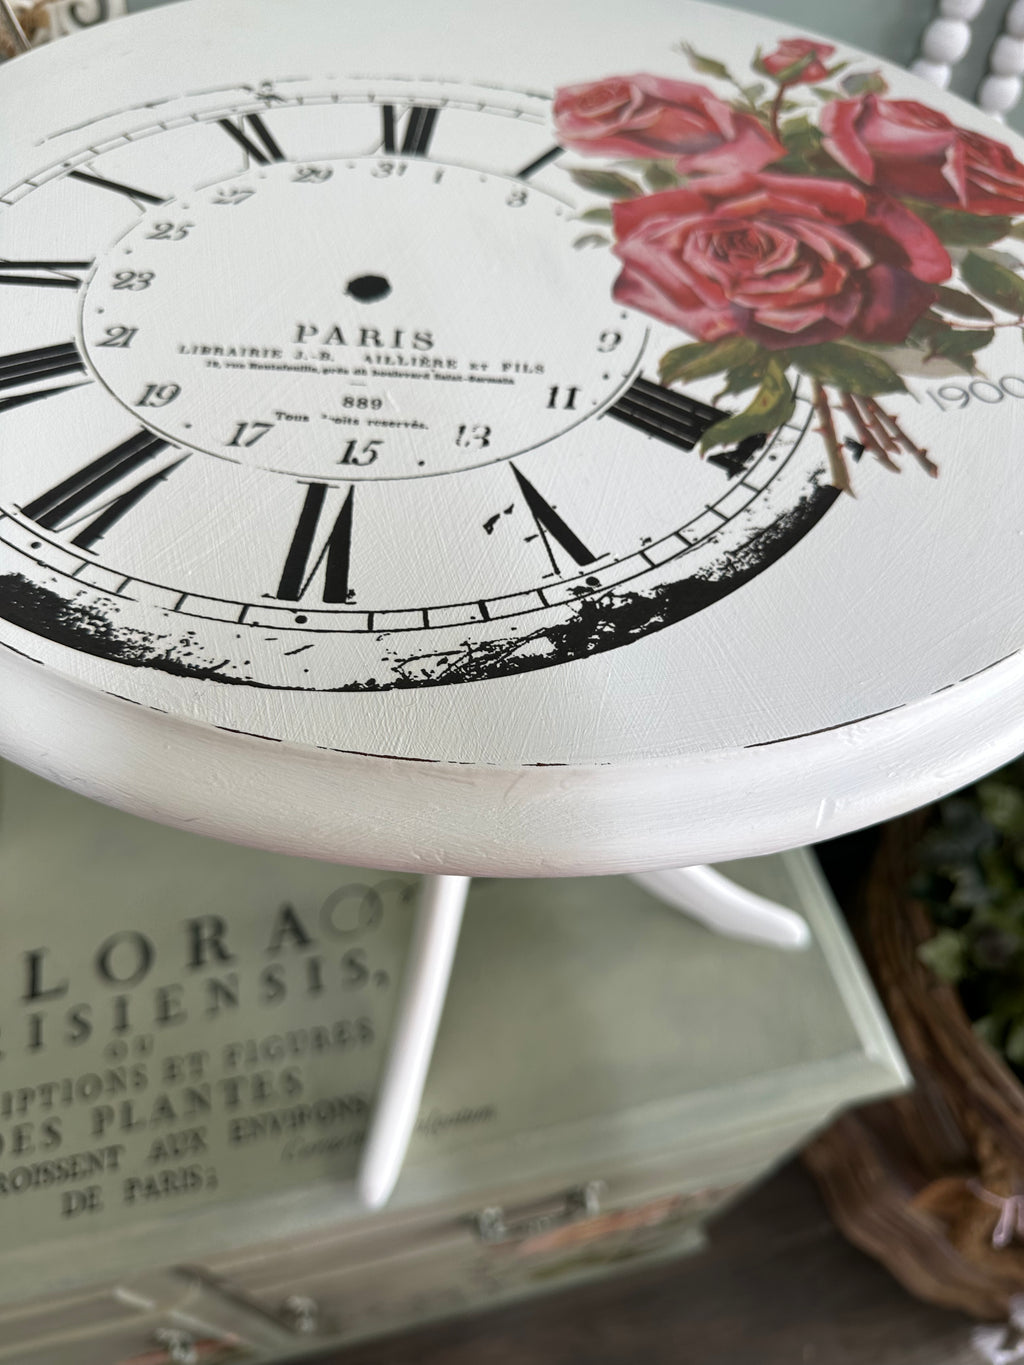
[{"left": 0, "top": 0, "right": 1022, "bottom": 1205}]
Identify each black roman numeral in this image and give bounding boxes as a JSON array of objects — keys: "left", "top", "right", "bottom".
[
  {"left": 67, "top": 169, "right": 167, "bottom": 207},
  {"left": 606, "top": 378, "right": 766, "bottom": 477},
  {"left": 0, "top": 342, "right": 89, "bottom": 414},
  {"left": 511, "top": 465, "right": 597, "bottom": 574},
  {"left": 23, "top": 430, "right": 179, "bottom": 550},
  {"left": 276, "top": 484, "right": 354, "bottom": 603},
  {"left": 0, "top": 260, "right": 92, "bottom": 289},
  {"left": 380, "top": 104, "right": 439, "bottom": 156},
  {"left": 217, "top": 113, "right": 286, "bottom": 165},
  {"left": 0, "top": 342, "right": 85, "bottom": 391},
  {"left": 516, "top": 145, "right": 564, "bottom": 179}
]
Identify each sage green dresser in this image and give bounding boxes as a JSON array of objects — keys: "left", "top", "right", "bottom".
[{"left": 0, "top": 761, "right": 906, "bottom": 1360}]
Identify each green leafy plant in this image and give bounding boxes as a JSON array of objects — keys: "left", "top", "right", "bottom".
[{"left": 913, "top": 758, "right": 1024, "bottom": 1067}]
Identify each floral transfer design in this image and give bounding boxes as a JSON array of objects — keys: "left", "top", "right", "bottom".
[{"left": 556, "top": 40, "right": 1024, "bottom": 492}]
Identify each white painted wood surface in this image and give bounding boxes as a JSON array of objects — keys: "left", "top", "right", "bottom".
[{"left": 0, "top": 0, "right": 1021, "bottom": 873}]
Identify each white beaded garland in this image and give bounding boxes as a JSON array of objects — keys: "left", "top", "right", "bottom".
[
  {"left": 911, "top": 56, "right": 954, "bottom": 87},
  {"left": 912, "top": 4, "right": 976, "bottom": 89},
  {"left": 979, "top": 71, "right": 1023, "bottom": 115},
  {"left": 991, "top": 33, "right": 1024, "bottom": 74},
  {"left": 922, "top": 15, "right": 974, "bottom": 62},
  {"left": 939, "top": 0, "right": 986, "bottom": 16},
  {"left": 1006, "top": 0, "right": 1024, "bottom": 38},
  {"left": 976, "top": 2, "right": 1024, "bottom": 120}
]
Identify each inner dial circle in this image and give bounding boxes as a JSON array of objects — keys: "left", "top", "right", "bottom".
[{"left": 81, "top": 158, "right": 648, "bottom": 481}]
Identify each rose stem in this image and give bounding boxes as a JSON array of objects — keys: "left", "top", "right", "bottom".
[
  {"left": 841, "top": 393, "right": 900, "bottom": 472},
  {"left": 866, "top": 398, "right": 939, "bottom": 477},
  {"left": 813, "top": 381, "right": 853, "bottom": 495},
  {"left": 769, "top": 85, "right": 787, "bottom": 140},
  {"left": 852, "top": 394, "right": 901, "bottom": 460}
]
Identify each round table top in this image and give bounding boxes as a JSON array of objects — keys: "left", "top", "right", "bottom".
[{"left": 1, "top": 0, "right": 1023, "bottom": 874}]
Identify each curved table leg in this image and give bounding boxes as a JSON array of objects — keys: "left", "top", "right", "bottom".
[
  {"left": 357, "top": 873, "right": 470, "bottom": 1210},
  {"left": 630, "top": 865, "right": 811, "bottom": 951},
  {"left": 360, "top": 860, "right": 805, "bottom": 1209}
]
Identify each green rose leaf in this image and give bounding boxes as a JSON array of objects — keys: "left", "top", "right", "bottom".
[
  {"left": 913, "top": 204, "right": 1014, "bottom": 246},
  {"left": 644, "top": 162, "right": 680, "bottom": 192},
  {"left": 793, "top": 342, "right": 905, "bottom": 395},
  {"left": 717, "top": 355, "right": 770, "bottom": 396},
  {"left": 699, "top": 360, "right": 795, "bottom": 453},
  {"left": 970, "top": 245, "right": 1024, "bottom": 272},
  {"left": 577, "top": 206, "right": 613, "bottom": 225},
  {"left": 659, "top": 335, "right": 760, "bottom": 387},
  {"left": 962, "top": 249, "right": 1024, "bottom": 314},
  {"left": 840, "top": 69, "right": 888, "bottom": 96},
  {"left": 812, "top": 86, "right": 840, "bottom": 101},
  {"left": 568, "top": 169, "right": 644, "bottom": 199},
  {"left": 679, "top": 42, "right": 732, "bottom": 82},
  {"left": 770, "top": 53, "right": 816, "bottom": 84},
  {"left": 780, "top": 116, "right": 823, "bottom": 158},
  {"left": 1009, "top": 222, "right": 1024, "bottom": 241},
  {"left": 934, "top": 285, "right": 995, "bottom": 322},
  {"left": 741, "top": 81, "right": 766, "bottom": 104},
  {"left": 926, "top": 326, "right": 996, "bottom": 373},
  {"left": 938, "top": 326, "right": 995, "bottom": 354}
]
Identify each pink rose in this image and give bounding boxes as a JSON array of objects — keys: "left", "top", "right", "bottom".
[
  {"left": 822, "top": 95, "right": 1024, "bottom": 215},
  {"left": 611, "top": 173, "right": 950, "bottom": 350},
  {"left": 761, "top": 38, "right": 836, "bottom": 85},
  {"left": 554, "top": 74, "right": 783, "bottom": 175}
]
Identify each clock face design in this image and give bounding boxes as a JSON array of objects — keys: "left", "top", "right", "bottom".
[{"left": 0, "top": 76, "right": 834, "bottom": 692}]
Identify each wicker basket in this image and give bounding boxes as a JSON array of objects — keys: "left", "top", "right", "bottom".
[{"left": 805, "top": 811, "right": 1024, "bottom": 1320}]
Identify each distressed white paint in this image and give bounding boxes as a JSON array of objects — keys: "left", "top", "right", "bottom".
[
  {"left": 3, "top": 637, "right": 1024, "bottom": 873},
  {"left": 0, "top": 0, "right": 1022, "bottom": 873}
]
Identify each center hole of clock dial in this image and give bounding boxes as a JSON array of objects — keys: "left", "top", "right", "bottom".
[
  {"left": 346, "top": 273, "right": 391, "bottom": 303},
  {"left": 81, "top": 159, "right": 647, "bottom": 482}
]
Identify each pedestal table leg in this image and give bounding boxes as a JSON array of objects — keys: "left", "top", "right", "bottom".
[
  {"left": 631, "top": 865, "right": 811, "bottom": 950},
  {"left": 357, "top": 873, "right": 470, "bottom": 1210}
]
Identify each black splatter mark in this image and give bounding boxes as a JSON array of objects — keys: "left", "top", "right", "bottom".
[{"left": 0, "top": 480, "right": 839, "bottom": 693}]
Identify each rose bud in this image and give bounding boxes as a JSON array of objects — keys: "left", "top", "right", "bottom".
[
  {"left": 554, "top": 74, "right": 783, "bottom": 175},
  {"left": 761, "top": 38, "right": 836, "bottom": 85}
]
